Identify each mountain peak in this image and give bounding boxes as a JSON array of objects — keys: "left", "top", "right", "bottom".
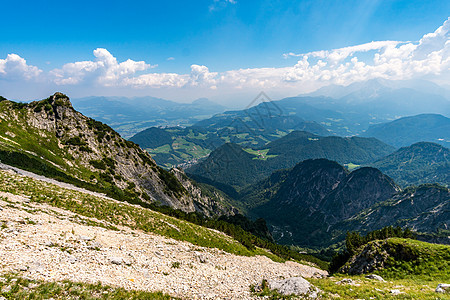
[
  {"left": 50, "top": 92, "right": 72, "bottom": 107},
  {"left": 192, "top": 98, "right": 211, "bottom": 105}
]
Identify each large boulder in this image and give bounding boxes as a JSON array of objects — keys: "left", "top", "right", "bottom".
[
  {"left": 268, "top": 277, "right": 318, "bottom": 298},
  {"left": 436, "top": 284, "right": 450, "bottom": 293}
]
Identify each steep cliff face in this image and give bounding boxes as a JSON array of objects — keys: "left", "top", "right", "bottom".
[
  {"left": 247, "top": 159, "right": 402, "bottom": 246},
  {"left": 273, "top": 159, "right": 348, "bottom": 209},
  {"left": 0, "top": 93, "right": 224, "bottom": 213},
  {"left": 321, "top": 167, "right": 400, "bottom": 223},
  {"left": 341, "top": 184, "right": 450, "bottom": 237},
  {"left": 171, "top": 168, "right": 236, "bottom": 217}
]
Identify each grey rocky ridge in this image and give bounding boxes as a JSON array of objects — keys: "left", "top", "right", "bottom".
[{"left": 0, "top": 93, "right": 232, "bottom": 215}]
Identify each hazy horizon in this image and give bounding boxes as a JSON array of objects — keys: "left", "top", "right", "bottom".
[{"left": 0, "top": 1, "right": 449, "bottom": 107}]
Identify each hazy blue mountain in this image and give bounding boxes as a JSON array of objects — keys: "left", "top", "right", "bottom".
[
  {"left": 129, "top": 78, "right": 450, "bottom": 168},
  {"left": 72, "top": 96, "right": 227, "bottom": 138},
  {"left": 305, "top": 79, "right": 450, "bottom": 105},
  {"left": 362, "top": 114, "right": 450, "bottom": 148},
  {"left": 371, "top": 142, "right": 450, "bottom": 187},
  {"left": 300, "top": 79, "right": 450, "bottom": 127}
]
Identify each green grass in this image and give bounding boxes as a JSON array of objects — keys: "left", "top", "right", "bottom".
[
  {"left": 313, "top": 238, "right": 450, "bottom": 299},
  {"left": 243, "top": 148, "right": 278, "bottom": 161},
  {"left": 310, "top": 274, "right": 450, "bottom": 299},
  {"left": 344, "top": 162, "right": 360, "bottom": 171},
  {"left": 148, "top": 144, "right": 172, "bottom": 154},
  {"left": 186, "top": 130, "right": 207, "bottom": 140},
  {"left": 368, "top": 238, "right": 450, "bottom": 281},
  {"left": 0, "top": 273, "right": 177, "bottom": 299}
]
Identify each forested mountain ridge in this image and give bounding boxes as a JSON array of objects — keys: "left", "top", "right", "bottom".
[
  {"left": 370, "top": 142, "right": 450, "bottom": 187},
  {"left": 186, "top": 131, "right": 395, "bottom": 190}
]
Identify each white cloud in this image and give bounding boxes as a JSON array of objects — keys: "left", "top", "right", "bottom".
[
  {"left": 0, "top": 54, "right": 42, "bottom": 80},
  {"left": 280, "top": 17, "right": 450, "bottom": 86},
  {"left": 189, "top": 65, "right": 218, "bottom": 88},
  {"left": 50, "top": 48, "right": 152, "bottom": 86},
  {"left": 209, "top": 0, "right": 237, "bottom": 12},
  {"left": 124, "top": 73, "right": 188, "bottom": 88},
  {"left": 123, "top": 64, "right": 218, "bottom": 89},
  {"left": 284, "top": 41, "right": 402, "bottom": 63},
  {"left": 1, "top": 17, "right": 449, "bottom": 99}
]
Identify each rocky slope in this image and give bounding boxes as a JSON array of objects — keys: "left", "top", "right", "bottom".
[
  {"left": 339, "top": 184, "right": 450, "bottom": 240},
  {"left": 242, "top": 159, "right": 399, "bottom": 246},
  {"left": 339, "top": 238, "right": 450, "bottom": 278},
  {"left": 170, "top": 168, "right": 237, "bottom": 217},
  {"left": 240, "top": 158, "right": 449, "bottom": 247},
  {"left": 0, "top": 93, "right": 229, "bottom": 215},
  {"left": 0, "top": 169, "right": 326, "bottom": 299}
]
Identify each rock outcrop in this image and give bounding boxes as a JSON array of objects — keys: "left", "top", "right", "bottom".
[
  {"left": 436, "top": 283, "right": 450, "bottom": 293},
  {"left": 171, "top": 168, "right": 235, "bottom": 216},
  {"left": 268, "top": 276, "right": 319, "bottom": 298}
]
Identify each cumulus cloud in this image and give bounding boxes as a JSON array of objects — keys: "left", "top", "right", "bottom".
[
  {"left": 123, "top": 73, "right": 188, "bottom": 88},
  {"left": 1, "top": 17, "right": 449, "bottom": 97},
  {"left": 281, "top": 17, "right": 450, "bottom": 86},
  {"left": 0, "top": 54, "right": 42, "bottom": 80},
  {"left": 50, "top": 48, "right": 152, "bottom": 86},
  {"left": 284, "top": 41, "right": 402, "bottom": 63},
  {"left": 48, "top": 16, "right": 450, "bottom": 91},
  {"left": 124, "top": 64, "right": 218, "bottom": 89}
]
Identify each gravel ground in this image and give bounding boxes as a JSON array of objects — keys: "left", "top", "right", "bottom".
[{"left": 0, "top": 190, "right": 327, "bottom": 299}]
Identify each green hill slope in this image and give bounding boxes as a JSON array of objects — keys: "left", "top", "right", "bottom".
[
  {"left": 341, "top": 238, "right": 450, "bottom": 280},
  {"left": 371, "top": 142, "right": 450, "bottom": 187},
  {"left": 129, "top": 106, "right": 331, "bottom": 169}
]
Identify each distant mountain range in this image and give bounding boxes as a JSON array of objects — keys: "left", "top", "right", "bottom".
[
  {"left": 303, "top": 78, "right": 450, "bottom": 117},
  {"left": 72, "top": 96, "right": 227, "bottom": 138},
  {"left": 1, "top": 92, "right": 448, "bottom": 250},
  {"left": 130, "top": 112, "right": 330, "bottom": 168},
  {"left": 362, "top": 114, "right": 450, "bottom": 148},
  {"left": 126, "top": 79, "right": 450, "bottom": 169},
  {"left": 186, "top": 131, "right": 394, "bottom": 190}
]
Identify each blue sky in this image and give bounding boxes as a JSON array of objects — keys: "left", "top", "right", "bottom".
[{"left": 0, "top": 0, "right": 449, "bottom": 104}]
